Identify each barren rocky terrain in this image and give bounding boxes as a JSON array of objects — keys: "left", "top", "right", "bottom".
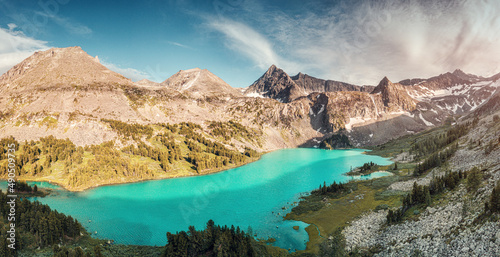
[{"left": 341, "top": 108, "right": 500, "bottom": 256}]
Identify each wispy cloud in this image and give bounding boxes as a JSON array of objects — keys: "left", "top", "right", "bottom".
[
  {"left": 208, "top": 0, "right": 500, "bottom": 85},
  {"left": 206, "top": 17, "right": 299, "bottom": 72},
  {"left": 35, "top": 11, "right": 92, "bottom": 35},
  {"left": 166, "top": 41, "right": 194, "bottom": 50},
  {"left": 0, "top": 24, "right": 50, "bottom": 75}
]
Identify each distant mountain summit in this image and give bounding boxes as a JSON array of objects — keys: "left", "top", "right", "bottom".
[
  {"left": 135, "top": 79, "right": 160, "bottom": 87},
  {"left": 245, "top": 65, "right": 373, "bottom": 103},
  {"left": 0, "top": 47, "right": 133, "bottom": 92},
  {"left": 398, "top": 69, "right": 479, "bottom": 88},
  {"left": 162, "top": 68, "right": 242, "bottom": 98},
  {"left": 371, "top": 76, "right": 416, "bottom": 112},
  {"left": 245, "top": 65, "right": 302, "bottom": 103}
]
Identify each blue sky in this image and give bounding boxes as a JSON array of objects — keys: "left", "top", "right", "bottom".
[{"left": 1, "top": 0, "right": 500, "bottom": 87}]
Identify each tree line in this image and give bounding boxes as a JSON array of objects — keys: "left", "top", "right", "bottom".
[
  {"left": 163, "top": 220, "right": 255, "bottom": 257},
  {"left": 388, "top": 169, "right": 472, "bottom": 224},
  {"left": 121, "top": 138, "right": 182, "bottom": 172},
  {"left": 101, "top": 119, "right": 154, "bottom": 140},
  {"left": 69, "top": 141, "right": 155, "bottom": 187},
  {"left": 413, "top": 143, "right": 458, "bottom": 176},
  {"left": 410, "top": 123, "right": 470, "bottom": 159},
  {"left": 0, "top": 190, "right": 83, "bottom": 256},
  {"left": 183, "top": 131, "right": 251, "bottom": 172},
  {"left": 208, "top": 120, "right": 256, "bottom": 142},
  {"left": 313, "top": 180, "right": 348, "bottom": 196}
]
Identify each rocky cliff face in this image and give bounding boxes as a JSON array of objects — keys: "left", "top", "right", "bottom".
[
  {"left": 371, "top": 76, "right": 417, "bottom": 112},
  {"left": 291, "top": 72, "right": 373, "bottom": 94},
  {"left": 246, "top": 64, "right": 500, "bottom": 147},
  {"left": 244, "top": 65, "right": 302, "bottom": 103}
]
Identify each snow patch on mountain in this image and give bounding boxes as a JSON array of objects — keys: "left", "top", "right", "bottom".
[{"left": 419, "top": 113, "right": 434, "bottom": 126}]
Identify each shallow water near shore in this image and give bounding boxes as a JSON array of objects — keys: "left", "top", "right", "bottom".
[{"left": 5, "top": 148, "right": 392, "bottom": 251}]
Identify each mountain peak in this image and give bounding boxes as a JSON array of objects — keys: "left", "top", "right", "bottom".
[
  {"left": 135, "top": 79, "right": 159, "bottom": 87},
  {"left": 245, "top": 65, "right": 300, "bottom": 102},
  {"left": 452, "top": 69, "right": 465, "bottom": 76},
  {"left": 161, "top": 68, "right": 241, "bottom": 97},
  {"left": 265, "top": 65, "right": 280, "bottom": 75},
  {"left": 379, "top": 76, "right": 392, "bottom": 86},
  {"left": 371, "top": 76, "right": 416, "bottom": 111},
  {"left": 371, "top": 76, "right": 393, "bottom": 94},
  {"left": 182, "top": 67, "right": 202, "bottom": 73},
  {"left": 0, "top": 46, "right": 132, "bottom": 89}
]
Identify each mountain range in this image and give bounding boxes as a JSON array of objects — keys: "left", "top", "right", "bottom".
[{"left": 1, "top": 46, "right": 500, "bottom": 150}]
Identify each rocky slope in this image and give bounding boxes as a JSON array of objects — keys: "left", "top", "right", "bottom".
[
  {"left": 341, "top": 103, "right": 500, "bottom": 256},
  {"left": 246, "top": 64, "right": 500, "bottom": 147},
  {"left": 1, "top": 46, "right": 499, "bottom": 150},
  {"left": 0, "top": 48, "right": 322, "bottom": 151},
  {"left": 135, "top": 79, "right": 160, "bottom": 87}
]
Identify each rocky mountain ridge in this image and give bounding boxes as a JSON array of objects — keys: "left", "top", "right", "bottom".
[
  {"left": 1, "top": 47, "right": 499, "bottom": 150},
  {"left": 244, "top": 65, "right": 374, "bottom": 103}
]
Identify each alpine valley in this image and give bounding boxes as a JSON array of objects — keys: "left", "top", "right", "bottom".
[{"left": 1, "top": 47, "right": 500, "bottom": 256}]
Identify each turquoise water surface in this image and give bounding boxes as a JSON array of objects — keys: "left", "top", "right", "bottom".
[{"left": 15, "top": 148, "right": 391, "bottom": 251}]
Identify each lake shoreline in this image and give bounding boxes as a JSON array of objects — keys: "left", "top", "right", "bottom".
[
  {"left": 13, "top": 148, "right": 376, "bottom": 193},
  {"left": 284, "top": 156, "right": 398, "bottom": 254},
  {"left": 8, "top": 155, "right": 264, "bottom": 192},
  {"left": 20, "top": 148, "right": 393, "bottom": 251}
]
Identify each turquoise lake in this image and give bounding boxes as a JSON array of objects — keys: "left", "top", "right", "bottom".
[{"left": 9, "top": 148, "right": 392, "bottom": 251}]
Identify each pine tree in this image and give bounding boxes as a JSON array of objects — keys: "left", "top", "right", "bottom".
[
  {"left": 490, "top": 182, "right": 500, "bottom": 213},
  {"left": 467, "top": 168, "right": 482, "bottom": 192},
  {"left": 424, "top": 187, "right": 431, "bottom": 206}
]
